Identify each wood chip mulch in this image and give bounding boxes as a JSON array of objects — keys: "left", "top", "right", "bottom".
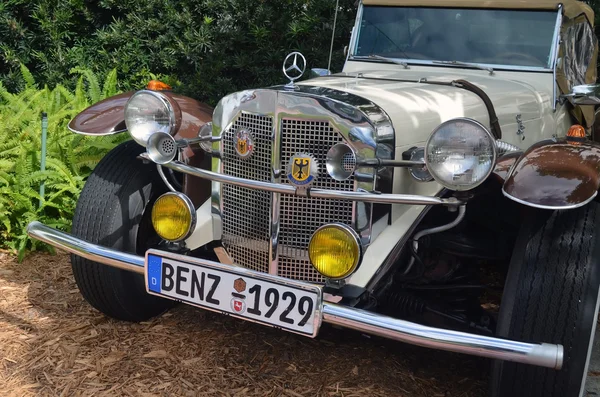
[{"left": 0, "top": 251, "right": 487, "bottom": 396}]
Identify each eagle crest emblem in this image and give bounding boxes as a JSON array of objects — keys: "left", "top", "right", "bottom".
[{"left": 287, "top": 153, "right": 318, "bottom": 187}]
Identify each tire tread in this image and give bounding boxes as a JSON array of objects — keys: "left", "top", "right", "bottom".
[
  {"left": 493, "top": 204, "right": 600, "bottom": 397},
  {"left": 71, "top": 141, "right": 173, "bottom": 322}
]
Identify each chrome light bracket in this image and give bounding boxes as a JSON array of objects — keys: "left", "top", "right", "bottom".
[{"left": 406, "top": 147, "right": 433, "bottom": 182}]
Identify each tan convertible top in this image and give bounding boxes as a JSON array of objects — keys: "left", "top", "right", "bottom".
[{"left": 362, "top": 0, "right": 594, "bottom": 24}]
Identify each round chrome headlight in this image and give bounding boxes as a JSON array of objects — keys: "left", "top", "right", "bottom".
[
  {"left": 125, "top": 90, "right": 175, "bottom": 147},
  {"left": 425, "top": 118, "right": 497, "bottom": 191}
]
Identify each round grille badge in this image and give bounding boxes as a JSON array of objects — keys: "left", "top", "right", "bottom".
[
  {"left": 287, "top": 153, "right": 318, "bottom": 187},
  {"left": 234, "top": 128, "right": 254, "bottom": 159}
]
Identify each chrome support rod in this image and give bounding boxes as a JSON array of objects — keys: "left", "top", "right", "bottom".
[
  {"left": 359, "top": 158, "right": 425, "bottom": 168},
  {"left": 147, "top": 154, "right": 459, "bottom": 206},
  {"left": 26, "top": 221, "right": 563, "bottom": 370},
  {"left": 157, "top": 164, "right": 178, "bottom": 193}
]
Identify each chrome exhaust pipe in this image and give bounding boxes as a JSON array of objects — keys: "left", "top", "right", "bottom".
[{"left": 26, "top": 221, "right": 563, "bottom": 369}]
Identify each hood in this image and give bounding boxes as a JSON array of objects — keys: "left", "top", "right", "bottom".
[{"left": 299, "top": 69, "right": 549, "bottom": 148}]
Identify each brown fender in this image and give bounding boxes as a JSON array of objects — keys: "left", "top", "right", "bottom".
[
  {"left": 502, "top": 139, "right": 600, "bottom": 209},
  {"left": 491, "top": 152, "right": 521, "bottom": 182},
  {"left": 68, "top": 91, "right": 213, "bottom": 206},
  {"left": 68, "top": 92, "right": 133, "bottom": 135}
]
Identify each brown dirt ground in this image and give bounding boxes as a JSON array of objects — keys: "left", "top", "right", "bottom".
[{"left": 0, "top": 251, "right": 487, "bottom": 397}]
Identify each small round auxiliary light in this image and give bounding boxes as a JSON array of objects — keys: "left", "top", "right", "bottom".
[
  {"left": 326, "top": 143, "right": 357, "bottom": 181},
  {"left": 151, "top": 193, "right": 196, "bottom": 242},
  {"left": 308, "top": 224, "right": 362, "bottom": 280}
]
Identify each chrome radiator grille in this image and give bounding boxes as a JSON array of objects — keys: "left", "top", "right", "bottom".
[
  {"left": 278, "top": 119, "right": 354, "bottom": 283},
  {"left": 221, "top": 113, "right": 273, "bottom": 274},
  {"left": 220, "top": 114, "right": 354, "bottom": 283}
]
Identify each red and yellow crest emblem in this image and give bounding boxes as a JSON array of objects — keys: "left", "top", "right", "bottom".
[{"left": 234, "top": 129, "right": 254, "bottom": 159}]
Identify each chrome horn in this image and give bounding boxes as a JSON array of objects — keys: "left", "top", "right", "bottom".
[
  {"left": 326, "top": 143, "right": 428, "bottom": 181},
  {"left": 146, "top": 132, "right": 179, "bottom": 164},
  {"left": 326, "top": 143, "right": 357, "bottom": 181},
  {"left": 146, "top": 127, "right": 220, "bottom": 165}
]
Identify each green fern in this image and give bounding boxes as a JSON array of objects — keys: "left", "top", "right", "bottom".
[
  {"left": 0, "top": 64, "right": 128, "bottom": 259},
  {"left": 70, "top": 67, "right": 101, "bottom": 104},
  {"left": 102, "top": 69, "right": 118, "bottom": 98},
  {"left": 19, "top": 64, "right": 36, "bottom": 89}
]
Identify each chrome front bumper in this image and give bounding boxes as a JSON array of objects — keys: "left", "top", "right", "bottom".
[{"left": 27, "top": 221, "right": 563, "bottom": 370}]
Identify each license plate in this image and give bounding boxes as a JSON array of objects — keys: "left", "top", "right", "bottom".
[{"left": 144, "top": 250, "right": 322, "bottom": 337}]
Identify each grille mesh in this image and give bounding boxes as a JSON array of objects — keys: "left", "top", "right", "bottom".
[
  {"left": 342, "top": 151, "right": 357, "bottom": 172},
  {"left": 221, "top": 113, "right": 273, "bottom": 273},
  {"left": 220, "top": 114, "right": 355, "bottom": 283},
  {"left": 278, "top": 119, "right": 354, "bottom": 283}
]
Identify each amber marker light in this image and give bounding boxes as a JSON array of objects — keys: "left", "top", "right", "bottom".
[
  {"left": 151, "top": 193, "right": 196, "bottom": 242},
  {"left": 147, "top": 80, "right": 172, "bottom": 91},
  {"left": 308, "top": 224, "right": 362, "bottom": 279},
  {"left": 568, "top": 125, "right": 586, "bottom": 139},
  {"left": 567, "top": 125, "right": 587, "bottom": 145}
]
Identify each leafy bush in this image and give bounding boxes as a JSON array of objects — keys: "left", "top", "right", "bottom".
[
  {"left": 0, "top": 65, "right": 127, "bottom": 259},
  {"left": 0, "top": 0, "right": 356, "bottom": 104}
]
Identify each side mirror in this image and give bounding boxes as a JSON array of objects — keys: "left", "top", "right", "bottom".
[
  {"left": 562, "top": 84, "right": 600, "bottom": 106},
  {"left": 310, "top": 68, "right": 331, "bottom": 78}
]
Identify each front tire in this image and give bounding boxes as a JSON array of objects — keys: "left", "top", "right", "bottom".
[
  {"left": 492, "top": 202, "right": 600, "bottom": 397},
  {"left": 71, "top": 140, "right": 175, "bottom": 322}
]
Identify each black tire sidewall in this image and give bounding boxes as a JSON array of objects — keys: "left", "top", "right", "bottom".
[
  {"left": 492, "top": 205, "right": 600, "bottom": 397},
  {"left": 71, "top": 140, "right": 174, "bottom": 321}
]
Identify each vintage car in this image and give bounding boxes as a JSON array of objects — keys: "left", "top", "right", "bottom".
[{"left": 26, "top": 0, "right": 600, "bottom": 395}]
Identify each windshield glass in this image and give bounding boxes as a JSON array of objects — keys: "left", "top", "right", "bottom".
[{"left": 354, "top": 6, "right": 558, "bottom": 69}]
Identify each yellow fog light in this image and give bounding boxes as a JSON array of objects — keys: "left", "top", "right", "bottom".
[
  {"left": 151, "top": 193, "right": 196, "bottom": 242},
  {"left": 308, "top": 224, "right": 362, "bottom": 279}
]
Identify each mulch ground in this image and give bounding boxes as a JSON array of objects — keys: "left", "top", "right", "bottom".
[{"left": 0, "top": 251, "right": 487, "bottom": 397}]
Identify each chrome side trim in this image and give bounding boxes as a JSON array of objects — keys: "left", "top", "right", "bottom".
[
  {"left": 148, "top": 155, "right": 460, "bottom": 206},
  {"left": 551, "top": 6, "right": 563, "bottom": 111},
  {"left": 502, "top": 189, "right": 597, "bottom": 211},
  {"left": 67, "top": 126, "right": 127, "bottom": 136},
  {"left": 26, "top": 220, "right": 563, "bottom": 370},
  {"left": 349, "top": 2, "right": 364, "bottom": 59}
]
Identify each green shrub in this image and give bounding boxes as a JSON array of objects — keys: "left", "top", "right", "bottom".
[
  {"left": 0, "top": 65, "right": 127, "bottom": 259},
  {"left": 0, "top": 0, "right": 356, "bottom": 104}
]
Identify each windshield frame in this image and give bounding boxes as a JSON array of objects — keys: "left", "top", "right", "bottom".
[{"left": 348, "top": 3, "right": 563, "bottom": 73}]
